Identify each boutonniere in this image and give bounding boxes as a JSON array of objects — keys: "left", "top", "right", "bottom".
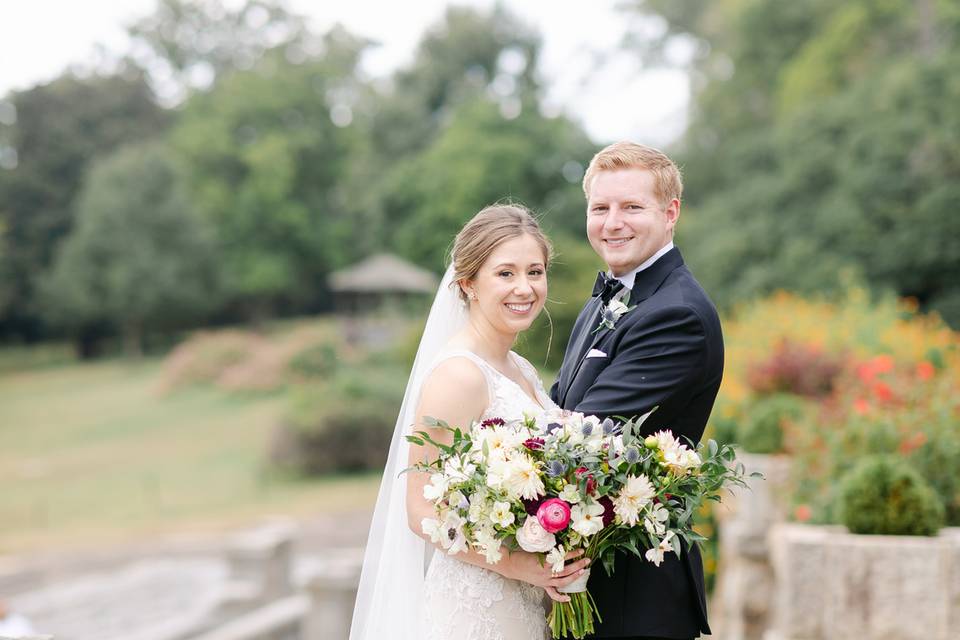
[{"left": 593, "top": 290, "right": 636, "bottom": 333}]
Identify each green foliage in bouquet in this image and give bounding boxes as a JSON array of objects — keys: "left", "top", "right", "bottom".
[
  {"left": 837, "top": 455, "right": 945, "bottom": 536},
  {"left": 737, "top": 393, "right": 808, "bottom": 454}
]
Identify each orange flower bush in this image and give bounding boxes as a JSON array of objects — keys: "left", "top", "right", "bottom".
[
  {"left": 708, "top": 287, "right": 960, "bottom": 528},
  {"left": 718, "top": 287, "right": 958, "bottom": 404}
]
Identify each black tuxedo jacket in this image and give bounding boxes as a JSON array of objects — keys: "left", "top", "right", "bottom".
[{"left": 549, "top": 247, "right": 723, "bottom": 639}]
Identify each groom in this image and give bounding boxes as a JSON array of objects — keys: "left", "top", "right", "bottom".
[{"left": 550, "top": 142, "right": 723, "bottom": 639}]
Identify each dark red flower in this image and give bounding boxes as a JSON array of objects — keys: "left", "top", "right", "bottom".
[
  {"left": 574, "top": 467, "right": 596, "bottom": 495},
  {"left": 598, "top": 496, "right": 615, "bottom": 526},
  {"left": 523, "top": 437, "right": 545, "bottom": 451},
  {"left": 480, "top": 417, "right": 506, "bottom": 428},
  {"left": 585, "top": 476, "right": 597, "bottom": 495},
  {"left": 522, "top": 497, "right": 543, "bottom": 516}
]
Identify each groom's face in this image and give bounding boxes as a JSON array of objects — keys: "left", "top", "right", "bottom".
[{"left": 585, "top": 168, "right": 679, "bottom": 276}]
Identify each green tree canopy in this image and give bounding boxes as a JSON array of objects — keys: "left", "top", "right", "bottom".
[
  {"left": 382, "top": 98, "right": 594, "bottom": 269},
  {"left": 127, "top": 0, "right": 317, "bottom": 101},
  {"left": 169, "top": 29, "right": 368, "bottom": 319},
  {"left": 0, "top": 71, "right": 167, "bottom": 340},
  {"left": 43, "top": 142, "right": 220, "bottom": 356},
  {"left": 631, "top": 0, "right": 960, "bottom": 324}
]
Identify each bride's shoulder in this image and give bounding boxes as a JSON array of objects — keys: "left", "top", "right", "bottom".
[
  {"left": 421, "top": 353, "right": 488, "bottom": 397},
  {"left": 418, "top": 354, "right": 490, "bottom": 422}
]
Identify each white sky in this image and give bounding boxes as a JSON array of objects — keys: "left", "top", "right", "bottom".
[{"left": 0, "top": 0, "right": 690, "bottom": 145}]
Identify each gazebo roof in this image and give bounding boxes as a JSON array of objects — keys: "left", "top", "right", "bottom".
[{"left": 328, "top": 253, "right": 439, "bottom": 294}]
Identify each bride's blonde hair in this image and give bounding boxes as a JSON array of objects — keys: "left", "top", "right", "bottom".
[{"left": 450, "top": 203, "right": 554, "bottom": 303}]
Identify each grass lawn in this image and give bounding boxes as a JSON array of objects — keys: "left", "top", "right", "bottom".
[{"left": 0, "top": 355, "right": 381, "bottom": 555}]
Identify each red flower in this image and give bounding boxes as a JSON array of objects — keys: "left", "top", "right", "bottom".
[
  {"left": 856, "top": 362, "right": 877, "bottom": 384},
  {"left": 574, "top": 466, "right": 596, "bottom": 495},
  {"left": 480, "top": 417, "right": 505, "bottom": 428},
  {"left": 523, "top": 437, "right": 545, "bottom": 451},
  {"left": 522, "top": 497, "right": 543, "bottom": 516},
  {"left": 853, "top": 398, "right": 871, "bottom": 415},
  {"left": 794, "top": 504, "right": 812, "bottom": 522},
  {"left": 916, "top": 361, "right": 935, "bottom": 381},
  {"left": 537, "top": 498, "right": 572, "bottom": 533},
  {"left": 873, "top": 354, "right": 894, "bottom": 374},
  {"left": 598, "top": 496, "right": 615, "bottom": 526},
  {"left": 898, "top": 431, "right": 927, "bottom": 455},
  {"left": 585, "top": 476, "right": 597, "bottom": 495},
  {"left": 872, "top": 382, "right": 894, "bottom": 403}
]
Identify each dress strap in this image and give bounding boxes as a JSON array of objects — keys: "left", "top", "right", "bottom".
[{"left": 508, "top": 351, "right": 549, "bottom": 408}]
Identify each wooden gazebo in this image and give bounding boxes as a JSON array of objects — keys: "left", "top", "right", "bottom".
[{"left": 328, "top": 253, "right": 439, "bottom": 316}]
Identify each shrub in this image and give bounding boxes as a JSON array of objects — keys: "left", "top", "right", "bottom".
[
  {"left": 737, "top": 394, "right": 808, "bottom": 454},
  {"left": 837, "top": 455, "right": 944, "bottom": 536},
  {"left": 287, "top": 342, "right": 338, "bottom": 379},
  {"left": 720, "top": 287, "right": 958, "bottom": 404},
  {"left": 269, "top": 364, "right": 406, "bottom": 475},
  {"left": 746, "top": 338, "right": 844, "bottom": 398},
  {"left": 270, "top": 399, "right": 398, "bottom": 475},
  {"left": 788, "top": 356, "right": 960, "bottom": 526}
]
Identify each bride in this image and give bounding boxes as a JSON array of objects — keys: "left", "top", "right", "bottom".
[{"left": 350, "top": 204, "right": 590, "bottom": 640}]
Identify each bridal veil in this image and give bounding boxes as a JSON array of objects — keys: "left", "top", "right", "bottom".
[{"left": 349, "top": 265, "right": 468, "bottom": 639}]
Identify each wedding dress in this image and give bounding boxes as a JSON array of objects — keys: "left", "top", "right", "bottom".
[
  {"left": 420, "top": 349, "right": 556, "bottom": 640},
  {"left": 349, "top": 266, "right": 557, "bottom": 640}
]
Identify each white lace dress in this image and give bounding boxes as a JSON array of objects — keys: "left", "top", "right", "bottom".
[{"left": 422, "top": 349, "right": 557, "bottom": 640}]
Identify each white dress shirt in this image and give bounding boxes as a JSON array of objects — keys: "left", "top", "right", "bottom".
[{"left": 612, "top": 241, "right": 674, "bottom": 291}]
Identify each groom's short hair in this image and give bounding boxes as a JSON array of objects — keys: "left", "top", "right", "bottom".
[{"left": 582, "top": 141, "right": 683, "bottom": 206}]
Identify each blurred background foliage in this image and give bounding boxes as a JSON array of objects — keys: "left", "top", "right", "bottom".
[
  {"left": 2, "top": 0, "right": 959, "bottom": 360},
  {"left": 1, "top": 0, "right": 959, "bottom": 554}
]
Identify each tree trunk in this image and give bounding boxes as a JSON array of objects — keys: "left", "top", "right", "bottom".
[{"left": 123, "top": 320, "right": 143, "bottom": 358}]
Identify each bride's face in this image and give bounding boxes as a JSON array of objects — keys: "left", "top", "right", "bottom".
[{"left": 465, "top": 234, "right": 548, "bottom": 335}]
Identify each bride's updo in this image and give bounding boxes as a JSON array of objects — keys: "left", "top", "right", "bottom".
[{"left": 450, "top": 203, "right": 553, "bottom": 303}]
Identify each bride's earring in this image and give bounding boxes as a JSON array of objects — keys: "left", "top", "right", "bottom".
[{"left": 469, "top": 291, "right": 478, "bottom": 302}]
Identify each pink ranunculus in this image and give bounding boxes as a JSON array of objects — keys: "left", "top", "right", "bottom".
[{"left": 537, "top": 498, "right": 572, "bottom": 533}]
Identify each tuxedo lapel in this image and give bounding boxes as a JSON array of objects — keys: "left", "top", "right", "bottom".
[
  {"left": 559, "top": 297, "right": 603, "bottom": 405},
  {"left": 559, "top": 247, "right": 686, "bottom": 407},
  {"left": 629, "top": 247, "right": 683, "bottom": 303}
]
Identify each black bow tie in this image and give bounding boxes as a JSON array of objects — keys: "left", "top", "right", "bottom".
[{"left": 592, "top": 272, "right": 624, "bottom": 303}]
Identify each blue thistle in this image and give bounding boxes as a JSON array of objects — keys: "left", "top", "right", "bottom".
[
  {"left": 625, "top": 446, "right": 641, "bottom": 464},
  {"left": 546, "top": 460, "right": 567, "bottom": 477},
  {"left": 581, "top": 422, "right": 594, "bottom": 437},
  {"left": 602, "top": 418, "right": 617, "bottom": 435}
]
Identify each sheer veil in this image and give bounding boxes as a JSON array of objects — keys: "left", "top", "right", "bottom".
[{"left": 349, "top": 265, "right": 468, "bottom": 640}]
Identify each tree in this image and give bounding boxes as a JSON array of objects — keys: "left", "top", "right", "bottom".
[
  {"left": 169, "top": 28, "right": 368, "bottom": 320},
  {"left": 126, "top": 0, "right": 316, "bottom": 102},
  {"left": 627, "top": 0, "right": 960, "bottom": 324},
  {"left": 43, "top": 142, "right": 220, "bottom": 356},
  {"left": 382, "top": 98, "right": 594, "bottom": 270},
  {"left": 0, "top": 71, "right": 168, "bottom": 341}
]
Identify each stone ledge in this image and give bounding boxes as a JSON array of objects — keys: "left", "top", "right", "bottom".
[{"left": 770, "top": 524, "right": 960, "bottom": 640}]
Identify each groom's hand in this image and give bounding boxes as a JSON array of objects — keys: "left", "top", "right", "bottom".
[{"left": 504, "top": 548, "right": 590, "bottom": 602}]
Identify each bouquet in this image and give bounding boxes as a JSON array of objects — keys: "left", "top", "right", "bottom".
[{"left": 406, "top": 408, "right": 750, "bottom": 639}]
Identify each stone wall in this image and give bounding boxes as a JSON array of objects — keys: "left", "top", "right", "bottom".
[
  {"left": 768, "top": 524, "right": 960, "bottom": 640},
  {"left": 712, "top": 453, "right": 792, "bottom": 640}
]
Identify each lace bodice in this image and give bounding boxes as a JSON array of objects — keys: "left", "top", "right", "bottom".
[{"left": 422, "top": 349, "right": 556, "bottom": 640}]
